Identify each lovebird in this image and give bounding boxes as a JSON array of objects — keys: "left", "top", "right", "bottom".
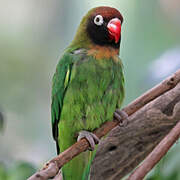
[{"left": 51, "top": 6, "right": 125, "bottom": 180}]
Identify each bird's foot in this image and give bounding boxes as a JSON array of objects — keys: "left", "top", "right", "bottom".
[
  {"left": 114, "top": 109, "right": 129, "bottom": 127},
  {"left": 77, "top": 130, "right": 100, "bottom": 151}
]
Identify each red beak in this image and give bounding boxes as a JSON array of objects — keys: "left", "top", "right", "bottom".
[{"left": 107, "top": 18, "right": 121, "bottom": 43}]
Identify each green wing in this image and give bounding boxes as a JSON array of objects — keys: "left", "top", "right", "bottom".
[
  {"left": 51, "top": 50, "right": 86, "bottom": 153},
  {"left": 51, "top": 52, "right": 74, "bottom": 153}
]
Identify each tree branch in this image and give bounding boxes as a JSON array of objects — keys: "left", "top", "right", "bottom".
[
  {"left": 127, "top": 118, "right": 180, "bottom": 180},
  {"left": 28, "top": 69, "right": 180, "bottom": 180},
  {"left": 90, "top": 75, "right": 180, "bottom": 179}
]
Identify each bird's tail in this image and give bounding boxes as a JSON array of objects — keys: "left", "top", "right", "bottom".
[
  {"left": 62, "top": 148, "right": 97, "bottom": 180},
  {"left": 82, "top": 149, "right": 97, "bottom": 180}
]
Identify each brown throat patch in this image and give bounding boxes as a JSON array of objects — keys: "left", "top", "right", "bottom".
[{"left": 87, "top": 45, "right": 119, "bottom": 60}]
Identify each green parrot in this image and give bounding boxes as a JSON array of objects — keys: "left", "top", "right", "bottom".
[{"left": 51, "top": 6, "right": 125, "bottom": 180}]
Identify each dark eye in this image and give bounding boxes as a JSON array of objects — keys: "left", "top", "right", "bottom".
[{"left": 94, "top": 15, "right": 103, "bottom": 26}]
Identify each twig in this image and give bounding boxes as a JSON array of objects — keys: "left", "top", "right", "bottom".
[
  {"left": 127, "top": 119, "right": 180, "bottom": 180},
  {"left": 28, "top": 69, "right": 180, "bottom": 180},
  {"left": 28, "top": 162, "right": 59, "bottom": 180}
]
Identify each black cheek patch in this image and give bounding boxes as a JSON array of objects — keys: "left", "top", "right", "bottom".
[{"left": 86, "top": 18, "right": 120, "bottom": 49}]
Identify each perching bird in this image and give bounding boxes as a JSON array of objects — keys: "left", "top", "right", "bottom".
[{"left": 51, "top": 6, "right": 125, "bottom": 180}]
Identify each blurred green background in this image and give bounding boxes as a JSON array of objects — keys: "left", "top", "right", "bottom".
[{"left": 0, "top": 0, "right": 180, "bottom": 179}]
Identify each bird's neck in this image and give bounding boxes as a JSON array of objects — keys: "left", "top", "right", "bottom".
[
  {"left": 69, "top": 27, "right": 120, "bottom": 60},
  {"left": 87, "top": 44, "right": 119, "bottom": 60}
]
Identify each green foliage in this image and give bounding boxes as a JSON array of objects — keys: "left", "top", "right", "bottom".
[
  {"left": 147, "top": 170, "right": 180, "bottom": 180},
  {"left": 0, "top": 163, "right": 8, "bottom": 180},
  {"left": 0, "top": 161, "right": 36, "bottom": 180}
]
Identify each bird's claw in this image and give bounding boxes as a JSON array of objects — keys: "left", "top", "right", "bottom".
[
  {"left": 114, "top": 109, "right": 128, "bottom": 127},
  {"left": 77, "top": 130, "right": 100, "bottom": 151}
]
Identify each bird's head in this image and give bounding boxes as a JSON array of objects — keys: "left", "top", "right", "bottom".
[{"left": 71, "top": 6, "right": 123, "bottom": 50}]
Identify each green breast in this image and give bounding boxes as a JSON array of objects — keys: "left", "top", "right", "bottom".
[{"left": 58, "top": 51, "right": 124, "bottom": 149}]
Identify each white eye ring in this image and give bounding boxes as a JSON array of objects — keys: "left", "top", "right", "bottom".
[{"left": 94, "top": 15, "right": 104, "bottom": 26}]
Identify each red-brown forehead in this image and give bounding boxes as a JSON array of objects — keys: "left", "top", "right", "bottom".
[{"left": 92, "top": 7, "right": 123, "bottom": 22}]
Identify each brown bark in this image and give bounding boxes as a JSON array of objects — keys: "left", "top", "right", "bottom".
[
  {"left": 28, "top": 69, "right": 180, "bottom": 180},
  {"left": 127, "top": 120, "right": 180, "bottom": 180},
  {"left": 90, "top": 78, "right": 180, "bottom": 180}
]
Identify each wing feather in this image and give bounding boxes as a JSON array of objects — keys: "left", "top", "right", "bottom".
[
  {"left": 51, "top": 53, "right": 74, "bottom": 153},
  {"left": 51, "top": 50, "right": 85, "bottom": 153}
]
